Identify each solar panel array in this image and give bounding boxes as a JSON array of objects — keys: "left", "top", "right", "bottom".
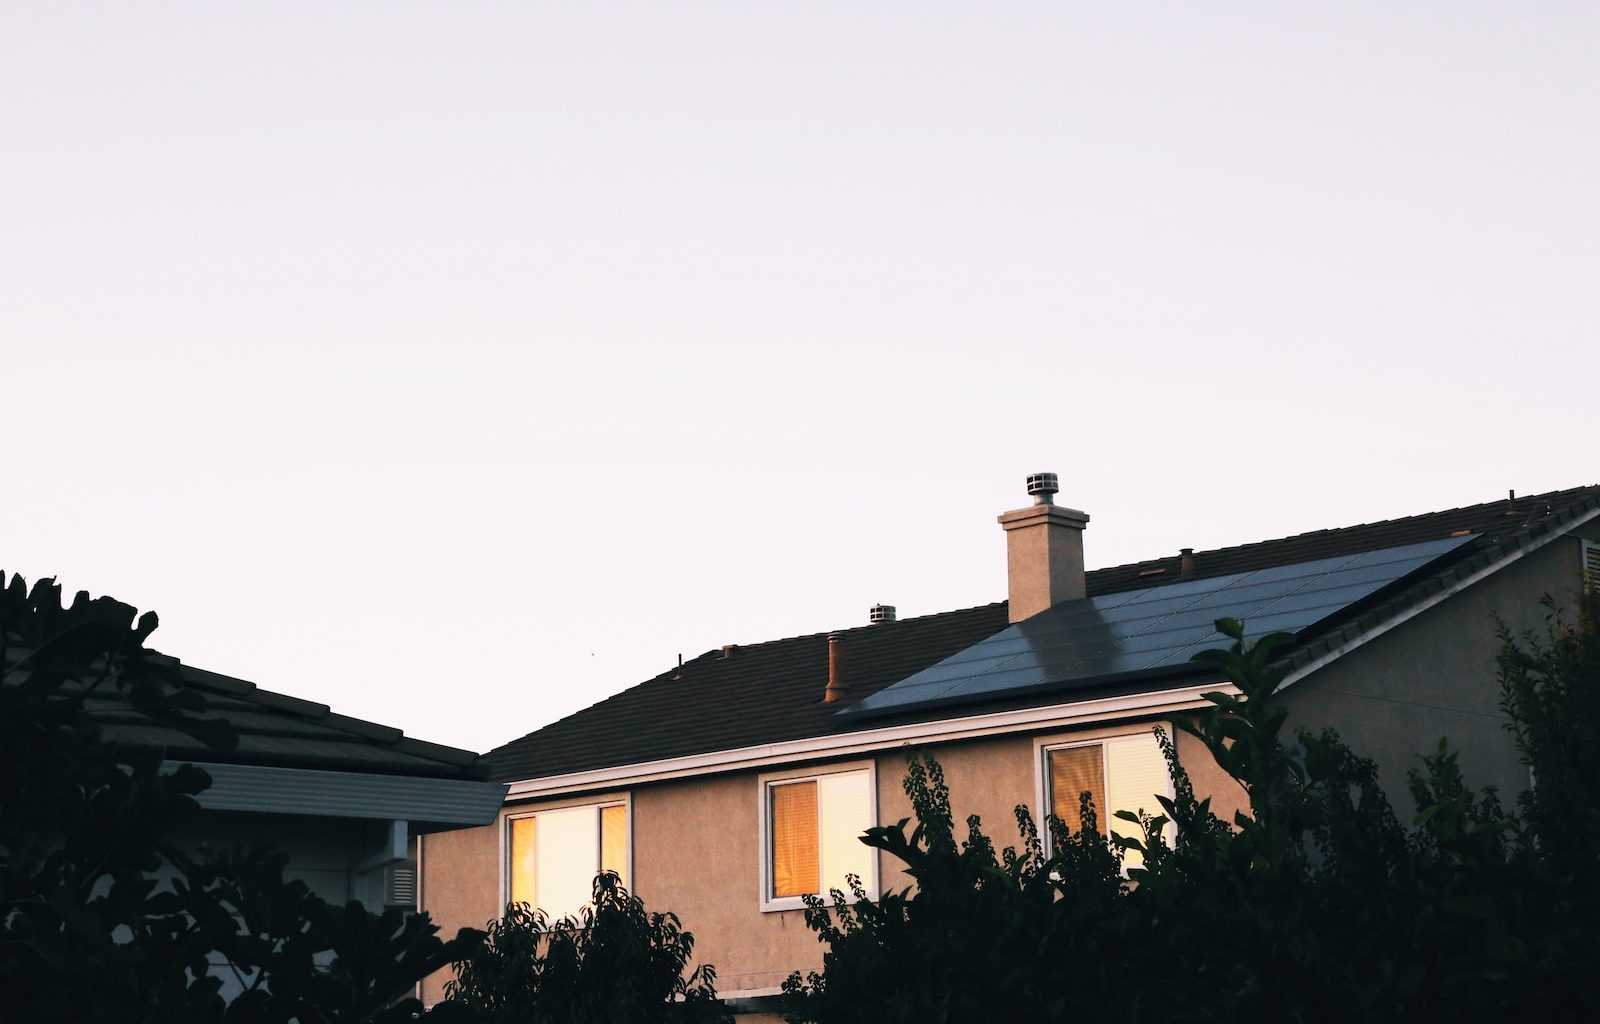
[{"left": 841, "top": 533, "right": 1476, "bottom": 719}]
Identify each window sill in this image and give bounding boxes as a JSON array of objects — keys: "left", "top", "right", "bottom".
[{"left": 759, "top": 891, "right": 878, "bottom": 914}]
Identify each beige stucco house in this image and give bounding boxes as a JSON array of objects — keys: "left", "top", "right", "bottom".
[{"left": 421, "top": 479, "right": 1600, "bottom": 1020}]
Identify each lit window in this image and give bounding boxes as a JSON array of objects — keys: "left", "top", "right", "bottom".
[
  {"left": 507, "top": 801, "right": 627, "bottom": 918},
  {"left": 762, "top": 767, "right": 875, "bottom": 910},
  {"left": 1041, "top": 733, "right": 1173, "bottom": 868}
]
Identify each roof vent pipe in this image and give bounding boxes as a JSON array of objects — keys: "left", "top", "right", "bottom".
[
  {"left": 824, "top": 633, "right": 849, "bottom": 703},
  {"left": 869, "top": 604, "right": 896, "bottom": 625},
  {"left": 1180, "top": 547, "right": 1195, "bottom": 579},
  {"left": 1026, "top": 472, "right": 1059, "bottom": 505}
]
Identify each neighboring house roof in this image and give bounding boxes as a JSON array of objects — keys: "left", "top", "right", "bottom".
[
  {"left": 90, "top": 661, "right": 491, "bottom": 782},
  {"left": 485, "top": 485, "right": 1600, "bottom": 785}
]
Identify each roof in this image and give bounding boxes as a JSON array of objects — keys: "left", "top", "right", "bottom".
[
  {"left": 484, "top": 485, "right": 1600, "bottom": 785},
  {"left": 91, "top": 661, "right": 490, "bottom": 781}
]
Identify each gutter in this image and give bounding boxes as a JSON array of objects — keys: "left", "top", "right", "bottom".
[{"left": 503, "top": 681, "right": 1228, "bottom": 800}]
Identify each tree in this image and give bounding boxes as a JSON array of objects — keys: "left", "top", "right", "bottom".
[
  {"left": 1497, "top": 586, "right": 1600, "bottom": 876},
  {"left": 784, "top": 614, "right": 1600, "bottom": 1023},
  {"left": 443, "top": 871, "right": 731, "bottom": 1024},
  {"left": 0, "top": 570, "right": 479, "bottom": 1023}
]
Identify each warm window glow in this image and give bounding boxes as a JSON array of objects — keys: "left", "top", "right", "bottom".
[
  {"left": 1048, "top": 745, "right": 1106, "bottom": 835},
  {"left": 507, "top": 801, "right": 628, "bottom": 918},
  {"left": 510, "top": 816, "right": 537, "bottom": 907},
  {"left": 767, "top": 769, "right": 873, "bottom": 903},
  {"left": 1046, "top": 734, "right": 1170, "bottom": 868},
  {"left": 601, "top": 804, "right": 627, "bottom": 885},
  {"left": 771, "top": 781, "right": 820, "bottom": 898}
]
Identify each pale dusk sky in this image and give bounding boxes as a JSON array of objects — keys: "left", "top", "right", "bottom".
[{"left": 3, "top": 2, "right": 1595, "bottom": 751}]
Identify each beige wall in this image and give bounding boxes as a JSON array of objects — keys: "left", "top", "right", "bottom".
[
  {"left": 420, "top": 719, "right": 1214, "bottom": 1004},
  {"left": 419, "top": 821, "right": 500, "bottom": 1004},
  {"left": 1282, "top": 531, "right": 1589, "bottom": 813}
]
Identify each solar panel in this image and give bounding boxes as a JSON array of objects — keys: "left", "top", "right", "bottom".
[{"left": 839, "top": 533, "right": 1477, "bottom": 720}]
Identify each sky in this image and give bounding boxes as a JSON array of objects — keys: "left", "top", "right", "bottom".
[{"left": 3, "top": 2, "right": 1596, "bottom": 754}]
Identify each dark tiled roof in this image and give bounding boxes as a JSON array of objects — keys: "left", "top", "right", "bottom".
[
  {"left": 484, "top": 485, "right": 1600, "bottom": 784},
  {"left": 89, "top": 662, "right": 489, "bottom": 781},
  {"left": 483, "top": 603, "right": 1011, "bottom": 784}
]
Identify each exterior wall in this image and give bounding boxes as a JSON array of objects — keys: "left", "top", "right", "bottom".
[
  {"left": 419, "top": 718, "right": 1222, "bottom": 1007},
  {"left": 165, "top": 810, "right": 404, "bottom": 1002},
  {"left": 420, "top": 821, "right": 500, "bottom": 1004},
  {"left": 1282, "top": 531, "right": 1590, "bottom": 813},
  {"left": 167, "top": 810, "right": 394, "bottom": 905}
]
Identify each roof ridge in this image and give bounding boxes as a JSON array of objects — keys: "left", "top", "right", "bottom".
[
  {"left": 1089, "top": 484, "right": 1600, "bottom": 577},
  {"left": 693, "top": 600, "right": 1010, "bottom": 656}
]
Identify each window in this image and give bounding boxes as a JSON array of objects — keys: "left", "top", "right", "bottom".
[
  {"left": 506, "top": 800, "right": 628, "bottom": 919},
  {"left": 1038, "top": 733, "right": 1173, "bottom": 868},
  {"left": 760, "top": 765, "right": 876, "bottom": 911},
  {"left": 1583, "top": 539, "right": 1599, "bottom": 593}
]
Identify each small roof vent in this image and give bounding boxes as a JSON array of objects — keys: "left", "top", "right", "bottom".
[
  {"left": 869, "top": 604, "right": 896, "bottom": 625},
  {"left": 1026, "top": 472, "right": 1059, "bottom": 505}
]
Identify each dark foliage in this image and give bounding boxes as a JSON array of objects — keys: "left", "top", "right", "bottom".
[
  {"left": 0, "top": 571, "right": 480, "bottom": 1023},
  {"left": 785, "top": 612, "right": 1600, "bottom": 1023},
  {"left": 443, "top": 872, "right": 730, "bottom": 1024},
  {"left": 1497, "top": 587, "right": 1600, "bottom": 876}
]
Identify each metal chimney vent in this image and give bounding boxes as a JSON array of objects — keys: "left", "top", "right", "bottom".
[
  {"left": 384, "top": 862, "right": 418, "bottom": 908},
  {"left": 1026, "top": 472, "right": 1059, "bottom": 505},
  {"left": 869, "top": 604, "right": 896, "bottom": 625}
]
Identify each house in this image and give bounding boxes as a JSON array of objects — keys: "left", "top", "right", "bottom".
[
  {"left": 420, "top": 479, "right": 1600, "bottom": 1020},
  {"left": 90, "top": 658, "right": 508, "bottom": 997},
  {"left": 119, "top": 661, "right": 508, "bottom": 905}
]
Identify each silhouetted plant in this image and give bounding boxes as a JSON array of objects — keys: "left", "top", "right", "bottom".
[
  {"left": 784, "top": 614, "right": 1600, "bottom": 1023},
  {"left": 1497, "top": 587, "right": 1600, "bottom": 876},
  {"left": 443, "top": 871, "right": 730, "bottom": 1024},
  {"left": 0, "top": 570, "right": 479, "bottom": 1023}
]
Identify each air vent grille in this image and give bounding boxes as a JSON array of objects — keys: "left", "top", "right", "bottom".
[
  {"left": 1583, "top": 539, "right": 1600, "bottom": 593},
  {"left": 384, "top": 862, "right": 418, "bottom": 908}
]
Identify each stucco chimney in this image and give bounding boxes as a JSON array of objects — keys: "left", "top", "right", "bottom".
[{"left": 997, "top": 473, "right": 1089, "bottom": 623}]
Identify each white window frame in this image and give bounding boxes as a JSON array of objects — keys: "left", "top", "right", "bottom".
[
  {"left": 1032, "top": 730, "right": 1175, "bottom": 862},
  {"left": 498, "top": 790, "right": 632, "bottom": 914},
  {"left": 757, "top": 760, "right": 879, "bottom": 913}
]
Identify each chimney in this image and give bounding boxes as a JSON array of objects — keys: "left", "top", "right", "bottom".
[
  {"left": 869, "top": 603, "right": 896, "bottom": 625},
  {"left": 824, "top": 632, "right": 849, "bottom": 703},
  {"left": 997, "top": 472, "right": 1089, "bottom": 623},
  {"left": 1179, "top": 547, "right": 1195, "bottom": 579}
]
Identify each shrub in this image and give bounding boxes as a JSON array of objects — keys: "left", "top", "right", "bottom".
[
  {"left": 784, "top": 614, "right": 1600, "bottom": 1023},
  {"left": 443, "top": 871, "right": 731, "bottom": 1024}
]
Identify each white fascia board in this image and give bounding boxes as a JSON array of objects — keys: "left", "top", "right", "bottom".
[
  {"left": 504, "top": 682, "right": 1229, "bottom": 800},
  {"left": 1281, "top": 509, "right": 1600, "bottom": 690},
  {"left": 170, "top": 760, "right": 509, "bottom": 828}
]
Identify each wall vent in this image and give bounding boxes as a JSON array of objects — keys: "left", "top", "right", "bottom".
[
  {"left": 384, "top": 862, "right": 418, "bottom": 908},
  {"left": 1584, "top": 539, "right": 1600, "bottom": 593}
]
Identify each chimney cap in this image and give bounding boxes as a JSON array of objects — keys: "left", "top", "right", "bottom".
[
  {"left": 869, "top": 604, "right": 896, "bottom": 625},
  {"left": 1026, "top": 472, "right": 1059, "bottom": 505}
]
